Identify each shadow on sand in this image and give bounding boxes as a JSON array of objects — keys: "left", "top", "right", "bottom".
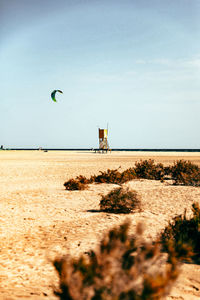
[{"left": 86, "top": 209, "right": 101, "bottom": 213}]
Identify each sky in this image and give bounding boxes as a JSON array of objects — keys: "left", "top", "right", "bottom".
[{"left": 1, "top": 0, "right": 200, "bottom": 148}]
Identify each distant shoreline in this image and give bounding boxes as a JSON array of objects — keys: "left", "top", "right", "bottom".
[{"left": 3, "top": 148, "right": 200, "bottom": 152}]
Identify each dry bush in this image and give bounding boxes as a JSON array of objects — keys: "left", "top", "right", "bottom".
[
  {"left": 160, "top": 202, "right": 200, "bottom": 263},
  {"left": 100, "top": 187, "right": 141, "bottom": 214},
  {"left": 170, "top": 160, "right": 200, "bottom": 186},
  {"left": 92, "top": 168, "right": 123, "bottom": 184},
  {"left": 64, "top": 159, "right": 200, "bottom": 191},
  {"left": 120, "top": 168, "right": 137, "bottom": 183},
  {"left": 134, "top": 160, "right": 165, "bottom": 181},
  {"left": 163, "top": 166, "right": 171, "bottom": 177},
  {"left": 63, "top": 160, "right": 171, "bottom": 191},
  {"left": 64, "top": 169, "right": 128, "bottom": 191},
  {"left": 54, "top": 221, "right": 179, "bottom": 300},
  {"left": 92, "top": 168, "right": 137, "bottom": 184},
  {"left": 76, "top": 175, "right": 92, "bottom": 184},
  {"left": 64, "top": 175, "right": 92, "bottom": 191},
  {"left": 64, "top": 178, "right": 87, "bottom": 190},
  {"left": 63, "top": 166, "right": 137, "bottom": 191}
]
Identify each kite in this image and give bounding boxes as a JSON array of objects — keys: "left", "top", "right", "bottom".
[{"left": 51, "top": 90, "right": 63, "bottom": 102}]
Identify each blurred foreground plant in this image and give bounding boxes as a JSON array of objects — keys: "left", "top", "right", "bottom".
[
  {"left": 54, "top": 221, "right": 180, "bottom": 300},
  {"left": 160, "top": 202, "right": 200, "bottom": 263}
]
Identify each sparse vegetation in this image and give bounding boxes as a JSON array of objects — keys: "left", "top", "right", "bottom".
[
  {"left": 63, "top": 168, "right": 136, "bottom": 190},
  {"left": 64, "top": 175, "right": 92, "bottom": 190},
  {"left": 54, "top": 221, "right": 180, "bottom": 300},
  {"left": 92, "top": 168, "right": 123, "bottom": 184},
  {"left": 134, "top": 159, "right": 165, "bottom": 181},
  {"left": 92, "top": 168, "right": 137, "bottom": 184},
  {"left": 63, "top": 159, "right": 200, "bottom": 190},
  {"left": 64, "top": 178, "right": 87, "bottom": 190},
  {"left": 100, "top": 187, "right": 141, "bottom": 214},
  {"left": 76, "top": 175, "right": 92, "bottom": 184},
  {"left": 120, "top": 167, "right": 137, "bottom": 183},
  {"left": 170, "top": 160, "right": 200, "bottom": 186},
  {"left": 59, "top": 160, "right": 200, "bottom": 298},
  {"left": 160, "top": 202, "right": 200, "bottom": 263}
]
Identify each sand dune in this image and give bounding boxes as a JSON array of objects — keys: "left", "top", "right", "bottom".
[{"left": 0, "top": 150, "right": 200, "bottom": 299}]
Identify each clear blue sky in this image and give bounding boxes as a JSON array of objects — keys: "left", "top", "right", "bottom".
[{"left": 1, "top": 0, "right": 200, "bottom": 148}]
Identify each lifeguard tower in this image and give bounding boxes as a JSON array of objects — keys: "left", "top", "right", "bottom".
[{"left": 98, "top": 128, "right": 109, "bottom": 152}]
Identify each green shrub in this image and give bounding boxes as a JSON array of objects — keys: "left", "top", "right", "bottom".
[
  {"left": 160, "top": 202, "right": 200, "bottom": 262},
  {"left": 54, "top": 221, "right": 179, "bottom": 300},
  {"left": 134, "top": 160, "right": 165, "bottom": 180},
  {"left": 170, "top": 160, "right": 200, "bottom": 186},
  {"left": 100, "top": 187, "right": 141, "bottom": 214}
]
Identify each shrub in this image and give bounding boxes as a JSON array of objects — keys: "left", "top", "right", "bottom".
[
  {"left": 75, "top": 175, "right": 92, "bottom": 184},
  {"left": 163, "top": 166, "right": 172, "bottom": 180},
  {"left": 64, "top": 175, "right": 92, "bottom": 190},
  {"left": 63, "top": 168, "right": 134, "bottom": 191},
  {"left": 170, "top": 160, "right": 200, "bottom": 186},
  {"left": 64, "top": 178, "right": 87, "bottom": 190},
  {"left": 64, "top": 159, "right": 200, "bottom": 191},
  {"left": 92, "top": 168, "right": 123, "bottom": 184},
  {"left": 54, "top": 221, "right": 179, "bottom": 300},
  {"left": 160, "top": 202, "right": 200, "bottom": 263},
  {"left": 134, "top": 160, "right": 165, "bottom": 180},
  {"left": 100, "top": 187, "right": 141, "bottom": 214},
  {"left": 120, "top": 168, "right": 137, "bottom": 183},
  {"left": 92, "top": 168, "right": 137, "bottom": 185}
]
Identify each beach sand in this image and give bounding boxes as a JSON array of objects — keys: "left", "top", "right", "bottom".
[{"left": 1, "top": 150, "right": 200, "bottom": 299}]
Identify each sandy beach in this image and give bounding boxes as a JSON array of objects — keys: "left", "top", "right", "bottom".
[{"left": 1, "top": 150, "right": 200, "bottom": 299}]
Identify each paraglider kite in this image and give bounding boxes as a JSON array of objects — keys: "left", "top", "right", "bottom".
[{"left": 51, "top": 90, "right": 63, "bottom": 102}]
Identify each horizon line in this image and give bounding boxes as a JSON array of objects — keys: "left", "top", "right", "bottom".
[{"left": 1, "top": 148, "right": 200, "bottom": 152}]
